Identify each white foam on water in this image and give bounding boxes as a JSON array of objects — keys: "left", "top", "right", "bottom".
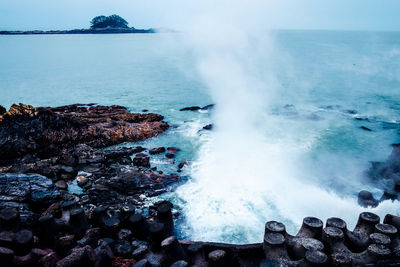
[{"left": 172, "top": 0, "right": 400, "bottom": 243}]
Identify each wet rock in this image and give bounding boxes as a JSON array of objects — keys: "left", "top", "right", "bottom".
[
  {"left": 201, "top": 104, "right": 215, "bottom": 110},
  {"left": 166, "top": 147, "right": 180, "bottom": 159},
  {"left": 133, "top": 153, "right": 150, "bottom": 168},
  {"left": 0, "top": 173, "right": 61, "bottom": 205},
  {"left": 132, "top": 146, "right": 146, "bottom": 154},
  {"left": 178, "top": 161, "right": 189, "bottom": 169},
  {"left": 358, "top": 190, "right": 379, "bottom": 208},
  {"left": 149, "top": 147, "right": 166, "bottom": 155},
  {"left": 203, "top": 124, "right": 213, "bottom": 130},
  {"left": 179, "top": 106, "right": 200, "bottom": 111}
]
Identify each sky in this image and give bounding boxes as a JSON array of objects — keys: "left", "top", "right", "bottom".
[{"left": 0, "top": 0, "right": 399, "bottom": 31}]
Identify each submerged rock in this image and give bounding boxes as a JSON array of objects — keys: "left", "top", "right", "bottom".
[{"left": 149, "top": 147, "right": 166, "bottom": 155}]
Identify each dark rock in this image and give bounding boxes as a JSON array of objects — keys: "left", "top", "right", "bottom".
[
  {"left": 98, "top": 238, "right": 115, "bottom": 248},
  {"left": 94, "top": 243, "right": 114, "bottom": 267},
  {"left": 117, "top": 229, "right": 132, "bottom": 241},
  {"left": 0, "top": 247, "right": 14, "bottom": 266},
  {"left": 115, "top": 240, "right": 133, "bottom": 257},
  {"left": 380, "top": 189, "right": 398, "bottom": 201},
  {"left": 0, "top": 173, "right": 61, "bottom": 205},
  {"left": 55, "top": 235, "right": 76, "bottom": 257},
  {"left": 13, "top": 229, "right": 33, "bottom": 255},
  {"left": 0, "top": 231, "right": 15, "bottom": 248},
  {"left": 171, "top": 260, "right": 189, "bottom": 267},
  {"left": 203, "top": 124, "right": 213, "bottom": 130},
  {"left": 166, "top": 147, "right": 180, "bottom": 159},
  {"left": 55, "top": 180, "right": 68, "bottom": 190},
  {"left": 133, "top": 153, "right": 150, "bottom": 168},
  {"left": 77, "top": 228, "right": 101, "bottom": 247},
  {"left": 132, "top": 245, "right": 148, "bottom": 260},
  {"left": 56, "top": 245, "right": 96, "bottom": 267},
  {"left": 358, "top": 190, "right": 379, "bottom": 208},
  {"left": 178, "top": 161, "right": 189, "bottom": 169},
  {"left": 0, "top": 105, "right": 6, "bottom": 116},
  {"left": 133, "top": 259, "right": 149, "bottom": 267},
  {"left": 201, "top": 104, "right": 215, "bottom": 110},
  {"left": 132, "top": 146, "right": 146, "bottom": 154},
  {"left": 149, "top": 147, "right": 166, "bottom": 155},
  {"left": 179, "top": 106, "right": 200, "bottom": 111},
  {"left": 361, "top": 126, "right": 372, "bottom": 131},
  {"left": 0, "top": 207, "right": 20, "bottom": 229},
  {"left": 38, "top": 251, "right": 59, "bottom": 267}
]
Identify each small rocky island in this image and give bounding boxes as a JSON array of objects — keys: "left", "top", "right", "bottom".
[
  {"left": 0, "top": 15, "right": 156, "bottom": 35},
  {"left": 0, "top": 103, "right": 400, "bottom": 266}
]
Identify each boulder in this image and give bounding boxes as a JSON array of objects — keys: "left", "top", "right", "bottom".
[
  {"left": 133, "top": 153, "right": 150, "bottom": 168},
  {"left": 149, "top": 147, "right": 166, "bottom": 155}
]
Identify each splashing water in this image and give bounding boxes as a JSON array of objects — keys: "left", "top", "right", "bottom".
[{"left": 172, "top": 1, "right": 400, "bottom": 243}]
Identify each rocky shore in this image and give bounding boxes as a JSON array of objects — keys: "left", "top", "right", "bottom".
[{"left": 1, "top": 103, "right": 400, "bottom": 266}]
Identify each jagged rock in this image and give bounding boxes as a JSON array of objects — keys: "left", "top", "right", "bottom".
[{"left": 0, "top": 103, "right": 168, "bottom": 161}]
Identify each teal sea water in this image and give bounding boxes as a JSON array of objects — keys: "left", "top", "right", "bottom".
[{"left": 1, "top": 31, "right": 400, "bottom": 243}]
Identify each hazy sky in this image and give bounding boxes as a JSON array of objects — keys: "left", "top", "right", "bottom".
[{"left": 0, "top": 0, "right": 399, "bottom": 31}]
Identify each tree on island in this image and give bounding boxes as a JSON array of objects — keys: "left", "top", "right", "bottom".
[{"left": 90, "top": 15, "right": 130, "bottom": 29}]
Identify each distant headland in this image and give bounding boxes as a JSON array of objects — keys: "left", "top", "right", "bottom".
[{"left": 0, "top": 14, "right": 168, "bottom": 35}]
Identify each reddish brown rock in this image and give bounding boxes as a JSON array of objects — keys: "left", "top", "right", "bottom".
[{"left": 0, "top": 103, "right": 169, "bottom": 161}]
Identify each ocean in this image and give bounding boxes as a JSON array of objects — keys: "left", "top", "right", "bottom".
[{"left": 1, "top": 30, "right": 400, "bottom": 243}]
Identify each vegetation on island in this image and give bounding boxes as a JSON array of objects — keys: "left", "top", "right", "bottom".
[{"left": 90, "top": 14, "right": 130, "bottom": 29}]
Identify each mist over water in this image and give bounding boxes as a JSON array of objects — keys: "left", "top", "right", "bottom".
[{"left": 172, "top": 2, "right": 400, "bottom": 243}]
